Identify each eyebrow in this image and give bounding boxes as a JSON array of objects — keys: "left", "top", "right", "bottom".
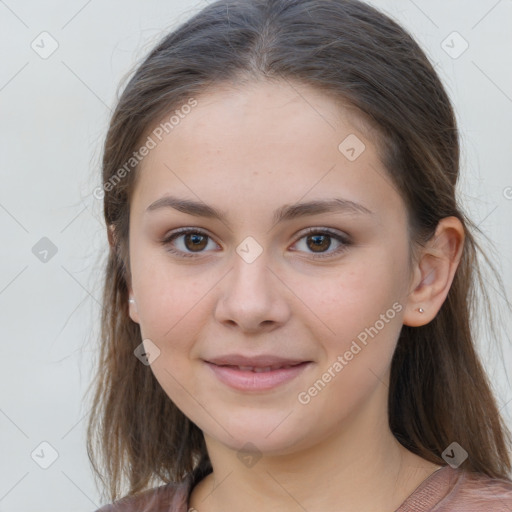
[{"left": 145, "top": 195, "right": 374, "bottom": 226}]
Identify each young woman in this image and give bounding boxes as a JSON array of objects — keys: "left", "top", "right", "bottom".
[{"left": 87, "top": 0, "right": 512, "bottom": 510}]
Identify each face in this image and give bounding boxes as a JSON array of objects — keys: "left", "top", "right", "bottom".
[{"left": 127, "top": 80, "right": 414, "bottom": 455}]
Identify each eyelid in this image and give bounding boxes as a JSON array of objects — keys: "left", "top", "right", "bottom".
[
  {"left": 161, "top": 226, "right": 351, "bottom": 259},
  {"left": 289, "top": 227, "right": 351, "bottom": 259},
  {"left": 161, "top": 227, "right": 221, "bottom": 258},
  {"left": 295, "top": 226, "right": 350, "bottom": 241}
]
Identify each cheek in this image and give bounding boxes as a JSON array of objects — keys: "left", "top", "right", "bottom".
[
  {"left": 309, "top": 256, "right": 405, "bottom": 334},
  {"left": 131, "top": 272, "right": 219, "bottom": 412},
  {"left": 131, "top": 244, "right": 213, "bottom": 340},
  {"left": 295, "top": 272, "right": 404, "bottom": 424},
  {"left": 302, "top": 257, "right": 407, "bottom": 392}
]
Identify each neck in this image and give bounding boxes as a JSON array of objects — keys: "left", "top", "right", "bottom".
[{"left": 189, "top": 385, "right": 441, "bottom": 512}]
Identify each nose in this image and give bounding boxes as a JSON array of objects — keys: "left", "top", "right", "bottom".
[{"left": 214, "top": 249, "right": 291, "bottom": 334}]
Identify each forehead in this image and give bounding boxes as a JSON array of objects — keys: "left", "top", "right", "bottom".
[
  {"left": 131, "top": 80, "right": 403, "bottom": 224},
  {"left": 162, "top": 79, "right": 371, "bottom": 152}
]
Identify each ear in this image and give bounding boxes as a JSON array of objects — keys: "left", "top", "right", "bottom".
[
  {"left": 403, "top": 216, "right": 465, "bottom": 327},
  {"left": 127, "top": 282, "right": 140, "bottom": 324},
  {"left": 109, "top": 223, "right": 140, "bottom": 324}
]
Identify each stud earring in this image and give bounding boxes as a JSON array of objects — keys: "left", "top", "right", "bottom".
[
  {"left": 417, "top": 307, "right": 424, "bottom": 313},
  {"left": 128, "top": 298, "right": 135, "bottom": 304}
]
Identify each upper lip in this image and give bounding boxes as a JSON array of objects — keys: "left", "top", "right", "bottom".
[{"left": 205, "top": 354, "right": 310, "bottom": 368}]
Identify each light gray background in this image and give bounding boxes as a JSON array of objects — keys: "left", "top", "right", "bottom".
[{"left": 1, "top": 0, "right": 511, "bottom": 510}]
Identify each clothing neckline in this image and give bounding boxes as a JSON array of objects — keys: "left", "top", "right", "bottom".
[
  {"left": 185, "top": 465, "right": 454, "bottom": 512},
  {"left": 395, "top": 465, "right": 454, "bottom": 511}
]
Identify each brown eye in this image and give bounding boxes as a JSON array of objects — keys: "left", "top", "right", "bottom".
[
  {"left": 183, "top": 232, "right": 208, "bottom": 251},
  {"left": 162, "top": 227, "right": 350, "bottom": 260},
  {"left": 162, "top": 228, "right": 219, "bottom": 258},
  {"left": 292, "top": 228, "right": 351, "bottom": 259},
  {"left": 306, "top": 234, "right": 332, "bottom": 252}
]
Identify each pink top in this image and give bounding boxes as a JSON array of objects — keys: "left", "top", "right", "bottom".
[{"left": 95, "top": 465, "right": 512, "bottom": 511}]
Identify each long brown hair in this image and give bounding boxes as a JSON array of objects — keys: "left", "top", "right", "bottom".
[{"left": 86, "top": 0, "right": 512, "bottom": 502}]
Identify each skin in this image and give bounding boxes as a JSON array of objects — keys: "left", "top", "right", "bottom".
[{"left": 125, "top": 79, "right": 464, "bottom": 511}]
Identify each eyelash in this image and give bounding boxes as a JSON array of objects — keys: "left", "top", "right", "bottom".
[{"left": 161, "top": 227, "right": 351, "bottom": 260}]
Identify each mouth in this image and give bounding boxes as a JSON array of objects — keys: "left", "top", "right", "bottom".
[
  {"left": 214, "top": 362, "right": 303, "bottom": 372},
  {"left": 204, "top": 360, "right": 312, "bottom": 391}
]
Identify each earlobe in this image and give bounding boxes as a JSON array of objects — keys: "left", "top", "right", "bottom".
[
  {"left": 110, "top": 224, "right": 137, "bottom": 322},
  {"left": 128, "top": 297, "right": 140, "bottom": 324},
  {"left": 402, "top": 256, "right": 438, "bottom": 327},
  {"left": 127, "top": 285, "right": 140, "bottom": 323},
  {"left": 403, "top": 216, "right": 465, "bottom": 327}
]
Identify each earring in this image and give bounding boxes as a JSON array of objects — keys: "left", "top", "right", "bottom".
[
  {"left": 128, "top": 298, "right": 135, "bottom": 304},
  {"left": 417, "top": 307, "right": 424, "bottom": 313}
]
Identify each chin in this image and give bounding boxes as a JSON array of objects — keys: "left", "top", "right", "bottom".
[{"left": 203, "top": 413, "right": 315, "bottom": 456}]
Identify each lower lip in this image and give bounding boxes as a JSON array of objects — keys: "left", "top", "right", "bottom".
[{"left": 205, "top": 361, "right": 311, "bottom": 391}]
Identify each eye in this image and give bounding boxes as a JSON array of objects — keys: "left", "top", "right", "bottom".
[
  {"left": 161, "top": 227, "right": 351, "bottom": 259},
  {"left": 162, "top": 228, "right": 219, "bottom": 258},
  {"left": 291, "top": 228, "right": 351, "bottom": 259}
]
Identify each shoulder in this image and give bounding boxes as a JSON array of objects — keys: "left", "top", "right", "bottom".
[
  {"left": 93, "top": 479, "right": 191, "bottom": 512},
  {"left": 446, "top": 469, "right": 512, "bottom": 511},
  {"left": 398, "top": 465, "right": 512, "bottom": 512}
]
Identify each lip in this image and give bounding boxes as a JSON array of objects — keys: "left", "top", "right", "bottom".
[
  {"left": 204, "top": 359, "right": 312, "bottom": 392},
  {"left": 205, "top": 354, "right": 309, "bottom": 367}
]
